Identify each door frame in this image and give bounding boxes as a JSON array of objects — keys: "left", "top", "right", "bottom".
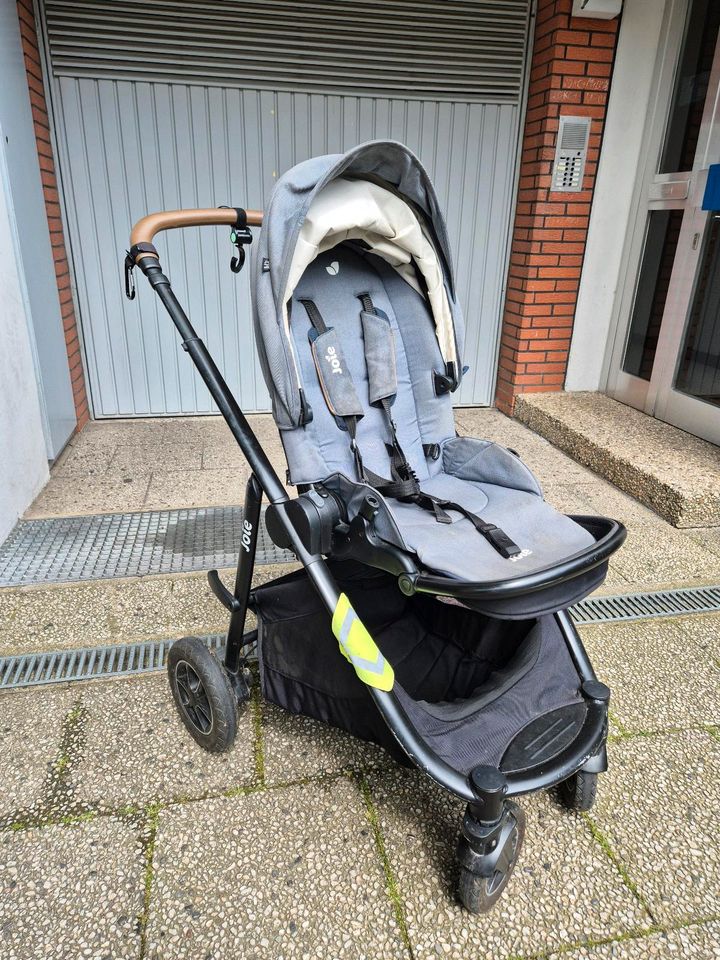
[
  {"left": 604, "top": 0, "right": 689, "bottom": 409},
  {"left": 604, "top": 0, "right": 720, "bottom": 444}
]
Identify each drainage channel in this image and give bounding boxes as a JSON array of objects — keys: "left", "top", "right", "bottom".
[
  {"left": 0, "top": 506, "right": 293, "bottom": 588},
  {"left": 1, "top": 584, "right": 720, "bottom": 691}
]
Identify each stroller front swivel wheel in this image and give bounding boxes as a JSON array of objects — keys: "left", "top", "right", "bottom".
[
  {"left": 167, "top": 637, "right": 239, "bottom": 752},
  {"left": 457, "top": 801, "right": 526, "bottom": 914}
]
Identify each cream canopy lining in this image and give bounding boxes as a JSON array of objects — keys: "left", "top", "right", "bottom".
[{"left": 282, "top": 177, "right": 457, "bottom": 376}]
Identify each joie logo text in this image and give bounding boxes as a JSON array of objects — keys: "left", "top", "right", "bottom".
[
  {"left": 325, "top": 345, "right": 343, "bottom": 375},
  {"left": 241, "top": 519, "right": 253, "bottom": 552}
]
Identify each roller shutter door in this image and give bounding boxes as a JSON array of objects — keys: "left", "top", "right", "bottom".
[{"left": 42, "top": 0, "right": 531, "bottom": 415}]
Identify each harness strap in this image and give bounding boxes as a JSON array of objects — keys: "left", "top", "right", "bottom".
[{"left": 299, "top": 296, "right": 521, "bottom": 559}]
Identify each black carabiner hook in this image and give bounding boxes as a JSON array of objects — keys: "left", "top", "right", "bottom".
[
  {"left": 230, "top": 225, "right": 252, "bottom": 273},
  {"left": 219, "top": 206, "right": 253, "bottom": 275}
]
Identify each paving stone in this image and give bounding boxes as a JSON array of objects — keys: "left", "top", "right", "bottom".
[
  {"left": 0, "top": 818, "right": 145, "bottom": 960},
  {"left": 143, "top": 467, "right": 256, "bottom": 512},
  {"left": 580, "top": 617, "right": 720, "bottom": 732},
  {"left": 0, "top": 686, "right": 76, "bottom": 818},
  {"left": 75, "top": 675, "right": 257, "bottom": 809},
  {"left": 146, "top": 778, "right": 406, "bottom": 959},
  {"left": 25, "top": 475, "right": 151, "bottom": 519},
  {"left": 367, "top": 766, "right": 648, "bottom": 960},
  {"left": 591, "top": 731, "right": 720, "bottom": 925},
  {"left": 52, "top": 442, "right": 118, "bottom": 478},
  {"left": 547, "top": 919, "right": 720, "bottom": 958},
  {"left": 0, "top": 562, "right": 295, "bottom": 657},
  {"left": 108, "top": 442, "right": 204, "bottom": 475},
  {"left": 261, "top": 702, "right": 390, "bottom": 785},
  {"left": 564, "top": 484, "right": 720, "bottom": 587}
]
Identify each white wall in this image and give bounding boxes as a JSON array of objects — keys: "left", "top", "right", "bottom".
[
  {"left": 0, "top": 141, "right": 50, "bottom": 543},
  {"left": 0, "top": 0, "right": 76, "bottom": 455},
  {"left": 565, "top": 0, "right": 670, "bottom": 390}
]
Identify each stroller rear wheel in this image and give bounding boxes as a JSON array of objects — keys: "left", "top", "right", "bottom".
[
  {"left": 167, "top": 637, "right": 238, "bottom": 752},
  {"left": 557, "top": 770, "right": 598, "bottom": 811},
  {"left": 458, "top": 801, "right": 526, "bottom": 914}
]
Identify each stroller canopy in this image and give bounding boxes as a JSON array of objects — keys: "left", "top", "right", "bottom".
[{"left": 253, "top": 140, "right": 465, "bottom": 429}]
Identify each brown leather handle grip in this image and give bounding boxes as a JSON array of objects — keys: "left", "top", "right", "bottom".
[{"left": 130, "top": 207, "right": 263, "bottom": 248}]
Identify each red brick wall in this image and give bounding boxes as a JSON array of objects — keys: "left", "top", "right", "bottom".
[
  {"left": 495, "top": 0, "right": 619, "bottom": 414},
  {"left": 16, "top": 0, "right": 89, "bottom": 430}
]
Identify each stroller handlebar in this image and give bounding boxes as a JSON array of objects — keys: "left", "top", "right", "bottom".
[{"left": 130, "top": 207, "right": 263, "bottom": 249}]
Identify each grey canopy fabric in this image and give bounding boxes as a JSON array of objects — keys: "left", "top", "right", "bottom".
[{"left": 252, "top": 140, "right": 464, "bottom": 429}]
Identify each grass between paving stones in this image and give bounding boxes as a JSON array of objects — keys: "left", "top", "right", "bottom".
[
  {"left": 581, "top": 813, "right": 655, "bottom": 922},
  {"left": 508, "top": 913, "right": 720, "bottom": 959},
  {"left": 607, "top": 722, "right": 720, "bottom": 744},
  {"left": 137, "top": 803, "right": 160, "bottom": 960},
  {"left": 249, "top": 683, "right": 266, "bottom": 785},
  {"left": 357, "top": 772, "right": 414, "bottom": 959},
  {"left": 1, "top": 696, "right": 94, "bottom": 832}
]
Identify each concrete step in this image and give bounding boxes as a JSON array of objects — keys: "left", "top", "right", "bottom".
[{"left": 515, "top": 392, "right": 720, "bottom": 529}]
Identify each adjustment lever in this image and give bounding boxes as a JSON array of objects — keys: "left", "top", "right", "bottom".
[{"left": 207, "top": 569, "right": 242, "bottom": 612}]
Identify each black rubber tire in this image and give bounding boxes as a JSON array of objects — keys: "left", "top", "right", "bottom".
[
  {"left": 458, "top": 802, "right": 526, "bottom": 914},
  {"left": 167, "top": 637, "right": 237, "bottom": 753},
  {"left": 557, "top": 770, "right": 598, "bottom": 811}
]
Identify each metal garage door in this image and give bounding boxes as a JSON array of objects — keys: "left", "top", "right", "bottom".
[{"left": 42, "top": 0, "right": 531, "bottom": 416}]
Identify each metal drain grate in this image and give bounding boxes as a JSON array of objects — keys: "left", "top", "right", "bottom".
[
  {"left": 0, "top": 507, "right": 293, "bottom": 587},
  {"left": 0, "top": 635, "right": 227, "bottom": 690},
  {"left": 571, "top": 584, "right": 720, "bottom": 625},
  {"left": 2, "top": 584, "right": 720, "bottom": 691}
]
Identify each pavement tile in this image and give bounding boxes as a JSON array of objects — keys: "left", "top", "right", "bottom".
[
  {"left": 25, "top": 475, "right": 151, "bottom": 519},
  {"left": 143, "top": 468, "right": 254, "bottom": 511},
  {"left": 146, "top": 777, "right": 407, "bottom": 959},
  {"left": 201, "top": 433, "right": 287, "bottom": 476},
  {"left": 51, "top": 441, "right": 118, "bottom": 478},
  {"left": 0, "top": 563, "right": 296, "bottom": 658},
  {"left": 82, "top": 417, "right": 171, "bottom": 441},
  {"left": 108, "top": 442, "right": 204, "bottom": 475},
  {"left": 561, "top": 483, "right": 720, "bottom": 587},
  {"left": 261, "top": 702, "right": 390, "bottom": 785},
  {"left": 546, "top": 920, "right": 720, "bottom": 958},
  {"left": 0, "top": 572, "right": 224, "bottom": 656},
  {"left": 0, "top": 686, "right": 76, "bottom": 818},
  {"left": 590, "top": 731, "right": 720, "bottom": 925},
  {"left": 684, "top": 527, "right": 720, "bottom": 560},
  {"left": 368, "top": 767, "right": 648, "bottom": 960},
  {"left": 75, "top": 675, "right": 256, "bottom": 810},
  {"left": 0, "top": 818, "right": 145, "bottom": 960},
  {"left": 580, "top": 617, "right": 720, "bottom": 732}
]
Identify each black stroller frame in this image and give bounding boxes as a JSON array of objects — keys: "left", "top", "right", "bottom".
[{"left": 125, "top": 204, "right": 625, "bottom": 913}]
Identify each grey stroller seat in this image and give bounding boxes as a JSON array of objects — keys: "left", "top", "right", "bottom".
[{"left": 283, "top": 243, "right": 594, "bottom": 596}]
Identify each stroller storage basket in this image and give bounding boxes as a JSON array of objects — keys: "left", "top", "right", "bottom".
[{"left": 255, "top": 560, "right": 587, "bottom": 775}]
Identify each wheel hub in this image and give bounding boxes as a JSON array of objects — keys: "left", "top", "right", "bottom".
[{"left": 174, "top": 659, "right": 214, "bottom": 734}]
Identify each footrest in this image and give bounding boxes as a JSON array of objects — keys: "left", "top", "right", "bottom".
[{"left": 500, "top": 703, "right": 587, "bottom": 774}]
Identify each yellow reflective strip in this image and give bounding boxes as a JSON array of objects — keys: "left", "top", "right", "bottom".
[
  {"left": 331, "top": 593, "right": 394, "bottom": 692},
  {"left": 331, "top": 593, "right": 352, "bottom": 638}
]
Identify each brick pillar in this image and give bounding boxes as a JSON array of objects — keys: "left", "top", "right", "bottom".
[
  {"left": 16, "top": 0, "right": 89, "bottom": 430},
  {"left": 495, "top": 0, "right": 619, "bottom": 415}
]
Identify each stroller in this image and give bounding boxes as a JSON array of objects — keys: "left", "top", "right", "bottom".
[{"left": 124, "top": 141, "right": 625, "bottom": 913}]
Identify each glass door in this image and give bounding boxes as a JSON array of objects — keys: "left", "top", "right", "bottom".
[{"left": 607, "top": 0, "right": 720, "bottom": 444}]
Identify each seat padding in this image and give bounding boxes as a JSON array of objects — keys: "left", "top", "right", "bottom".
[{"left": 388, "top": 474, "right": 595, "bottom": 582}]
